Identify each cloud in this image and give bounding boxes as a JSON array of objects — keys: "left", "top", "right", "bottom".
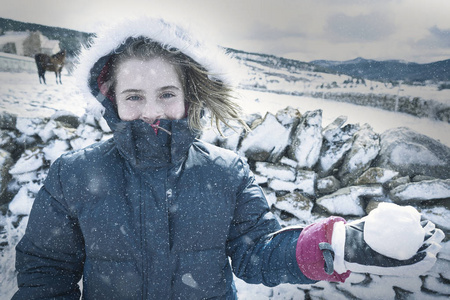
[
  {"left": 417, "top": 26, "right": 450, "bottom": 48},
  {"left": 241, "top": 21, "right": 306, "bottom": 40},
  {"left": 324, "top": 11, "right": 395, "bottom": 42}
]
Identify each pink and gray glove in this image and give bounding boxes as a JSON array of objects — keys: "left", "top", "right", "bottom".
[
  {"left": 295, "top": 216, "right": 351, "bottom": 282},
  {"left": 296, "top": 203, "right": 444, "bottom": 282}
]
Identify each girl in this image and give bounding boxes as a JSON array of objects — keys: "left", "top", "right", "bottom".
[{"left": 13, "top": 17, "right": 443, "bottom": 299}]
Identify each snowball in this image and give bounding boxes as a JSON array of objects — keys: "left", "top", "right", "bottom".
[{"left": 364, "top": 203, "right": 425, "bottom": 260}]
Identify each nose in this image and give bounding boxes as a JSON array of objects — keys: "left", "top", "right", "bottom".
[{"left": 141, "top": 99, "right": 163, "bottom": 124}]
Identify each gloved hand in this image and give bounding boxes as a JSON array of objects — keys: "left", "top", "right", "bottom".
[
  {"left": 331, "top": 202, "right": 445, "bottom": 276},
  {"left": 296, "top": 203, "right": 444, "bottom": 282}
]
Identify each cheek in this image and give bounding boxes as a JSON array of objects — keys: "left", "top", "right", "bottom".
[
  {"left": 165, "top": 100, "right": 186, "bottom": 119},
  {"left": 117, "top": 102, "right": 140, "bottom": 120}
]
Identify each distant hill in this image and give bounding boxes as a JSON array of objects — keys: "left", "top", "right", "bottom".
[
  {"left": 226, "top": 48, "right": 331, "bottom": 74},
  {"left": 1, "top": 17, "right": 448, "bottom": 83},
  {"left": 310, "top": 57, "right": 450, "bottom": 83},
  {"left": 0, "top": 17, "right": 93, "bottom": 57}
]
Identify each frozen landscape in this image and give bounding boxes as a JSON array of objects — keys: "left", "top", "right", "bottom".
[{"left": 1, "top": 51, "right": 450, "bottom": 299}]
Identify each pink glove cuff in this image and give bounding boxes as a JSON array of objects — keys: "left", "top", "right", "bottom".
[{"left": 296, "top": 216, "right": 351, "bottom": 282}]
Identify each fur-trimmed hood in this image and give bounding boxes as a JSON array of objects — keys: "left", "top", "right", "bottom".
[{"left": 75, "top": 17, "right": 238, "bottom": 112}]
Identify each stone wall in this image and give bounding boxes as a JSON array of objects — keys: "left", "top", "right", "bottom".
[{"left": 0, "top": 108, "right": 449, "bottom": 299}]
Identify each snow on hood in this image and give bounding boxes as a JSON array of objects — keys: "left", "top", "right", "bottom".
[{"left": 75, "top": 17, "right": 239, "bottom": 116}]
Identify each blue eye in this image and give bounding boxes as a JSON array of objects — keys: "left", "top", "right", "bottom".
[
  {"left": 126, "top": 95, "right": 142, "bottom": 101},
  {"left": 161, "top": 92, "right": 175, "bottom": 99}
]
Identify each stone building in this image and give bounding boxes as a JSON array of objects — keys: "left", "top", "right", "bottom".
[{"left": 0, "top": 31, "right": 60, "bottom": 57}]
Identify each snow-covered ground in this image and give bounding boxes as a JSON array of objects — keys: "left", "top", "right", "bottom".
[{"left": 1, "top": 69, "right": 449, "bottom": 299}]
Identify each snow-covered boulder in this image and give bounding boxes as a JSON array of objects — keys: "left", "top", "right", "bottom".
[
  {"left": 423, "top": 275, "right": 450, "bottom": 295},
  {"left": 387, "top": 175, "right": 411, "bottom": 190},
  {"left": 0, "top": 130, "right": 18, "bottom": 156},
  {"left": 255, "top": 161, "right": 296, "bottom": 182},
  {"left": 317, "top": 122, "right": 358, "bottom": 177},
  {"left": 373, "top": 127, "right": 450, "bottom": 180},
  {"left": 274, "top": 191, "right": 314, "bottom": 222},
  {"left": 0, "top": 149, "right": 13, "bottom": 202},
  {"left": 0, "top": 111, "right": 16, "bottom": 130},
  {"left": 239, "top": 112, "right": 290, "bottom": 162},
  {"left": 275, "top": 106, "right": 301, "bottom": 129},
  {"left": 219, "top": 127, "right": 244, "bottom": 151},
  {"left": 321, "top": 115, "right": 348, "bottom": 141},
  {"left": 316, "top": 185, "right": 384, "bottom": 216},
  {"left": 389, "top": 179, "right": 450, "bottom": 203},
  {"left": 288, "top": 109, "right": 323, "bottom": 169},
  {"left": 50, "top": 110, "right": 81, "bottom": 129},
  {"left": 353, "top": 167, "right": 399, "bottom": 186},
  {"left": 338, "top": 124, "right": 380, "bottom": 186},
  {"left": 317, "top": 176, "right": 341, "bottom": 195},
  {"left": 9, "top": 149, "right": 45, "bottom": 178},
  {"left": 15, "top": 117, "right": 44, "bottom": 137},
  {"left": 42, "top": 140, "right": 70, "bottom": 163},
  {"left": 268, "top": 170, "right": 316, "bottom": 196}
]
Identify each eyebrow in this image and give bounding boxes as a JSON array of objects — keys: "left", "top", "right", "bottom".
[
  {"left": 119, "top": 86, "right": 182, "bottom": 94},
  {"left": 120, "top": 89, "right": 144, "bottom": 94}
]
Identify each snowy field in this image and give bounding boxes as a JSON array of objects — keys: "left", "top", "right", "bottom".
[{"left": 1, "top": 70, "right": 450, "bottom": 299}]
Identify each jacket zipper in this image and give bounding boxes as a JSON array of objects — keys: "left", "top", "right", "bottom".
[{"left": 140, "top": 174, "right": 148, "bottom": 299}]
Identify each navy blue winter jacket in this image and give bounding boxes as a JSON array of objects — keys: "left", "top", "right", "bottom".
[{"left": 14, "top": 115, "right": 315, "bottom": 299}]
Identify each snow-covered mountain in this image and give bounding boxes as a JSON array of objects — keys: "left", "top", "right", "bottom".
[{"left": 310, "top": 57, "right": 450, "bottom": 82}]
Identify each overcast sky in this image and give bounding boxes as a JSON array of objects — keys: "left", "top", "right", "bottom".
[{"left": 2, "top": 0, "right": 450, "bottom": 63}]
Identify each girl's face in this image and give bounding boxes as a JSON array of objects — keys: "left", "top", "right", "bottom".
[{"left": 114, "top": 57, "right": 186, "bottom": 124}]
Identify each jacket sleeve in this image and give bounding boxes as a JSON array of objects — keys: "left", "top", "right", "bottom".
[
  {"left": 13, "top": 158, "right": 85, "bottom": 300},
  {"left": 225, "top": 158, "right": 317, "bottom": 287}
]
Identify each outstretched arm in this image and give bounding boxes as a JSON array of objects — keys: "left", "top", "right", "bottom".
[{"left": 226, "top": 158, "right": 316, "bottom": 286}]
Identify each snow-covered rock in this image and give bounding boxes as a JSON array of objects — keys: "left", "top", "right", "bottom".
[
  {"left": 255, "top": 162, "right": 296, "bottom": 182},
  {"left": 418, "top": 206, "right": 450, "bottom": 232},
  {"left": 274, "top": 191, "right": 314, "bottom": 222},
  {"left": 42, "top": 140, "right": 70, "bottom": 163},
  {"left": 15, "top": 117, "right": 44, "bottom": 137},
  {"left": 9, "top": 149, "right": 45, "bottom": 176},
  {"left": 318, "top": 117, "right": 359, "bottom": 178},
  {"left": 316, "top": 185, "right": 384, "bottom": 216},
  {"left": 50, "top": 110, "right": 81, "bottom": 128},
  {"left": 389, "top": 179, "right": 450, "bottom": 202},
  {"left": 423, "top": 276, "right": 450, "bottom": 295},
  {"left": 288, "top": 109, "right": 323, "bottom": 168},
  {"left": 219, "top": 127, "right": 244, "bottom": 151},
  {"left": 275, "top": 106, "right": 301, "bottom": 129},
  {"left": 374, "top": 127, "right": 450, "bottom": 179},
  {"left": 8, "top": 186, "right": 35, "bottom": 216},
  {"left": 387, "top": 175, "right": 411, "bottom": 190},
  {"left": 317, "top": 176, "right": 341, "bottom": 195},
  {"left": 428, "top": 256, "right": 450, "bottom": 280},
  {"left": 267, "top": 170, "right": 316, "bottom": 196},
  {"left": 0, "top": 111, "right": 16, "bottom": 130},
  {"left": 0, "top": 149, "right": 13, "bottom": 201},
  {"left": 0, "top": 130, "right": 18, "bottom": 156},
  {"left": 338, "top": 124, "right": 380, "bottom": 186},
  {"left": 239, "top": 112, "right": 290, "bottom": 162},
  {"left": 354, "top": 167, "right": 399, "bottom": 185}
]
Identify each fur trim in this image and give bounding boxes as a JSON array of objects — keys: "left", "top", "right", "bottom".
[{"left": 74, "top": 17, "right": 239, "bottom": 110}]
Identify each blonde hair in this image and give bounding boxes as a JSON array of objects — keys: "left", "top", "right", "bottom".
[{"left": 103, "top": 38, "right": 249, "bottom": 134}]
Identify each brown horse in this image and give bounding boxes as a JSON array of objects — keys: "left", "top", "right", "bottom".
[{"left": 34, "top": 50, "right": 66, "bottom": 84}]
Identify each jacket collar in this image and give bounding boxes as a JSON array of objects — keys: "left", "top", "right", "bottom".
[
  {"left": 112, "top": 117, "right": 196, "bottom": 168},
  {"left": 102, "top": 97, "right": 196, "bottom": 168}
]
